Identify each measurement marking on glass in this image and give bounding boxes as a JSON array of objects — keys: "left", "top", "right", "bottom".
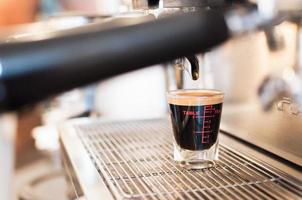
[{"left": 202, "top": 105, "right": 214, "bottom": 144}]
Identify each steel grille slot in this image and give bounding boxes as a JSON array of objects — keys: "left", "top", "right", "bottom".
[{"left": 74, "top": 119, "right": 302, "bottom": 200}]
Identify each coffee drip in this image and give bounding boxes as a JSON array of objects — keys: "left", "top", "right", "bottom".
[
  {"left": 186, "top": 55, "right": 199, "bottom": 80},
  {"left": 175, "top": 55, "right": 200, "bottom": 81}
]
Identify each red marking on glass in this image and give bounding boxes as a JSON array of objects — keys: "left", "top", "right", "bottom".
[
  {"left": 201, "top": 105, "right": 214, "bottom": 144},
  {"left": 214, "top": 109, "right": 221, "bottom": 114}
]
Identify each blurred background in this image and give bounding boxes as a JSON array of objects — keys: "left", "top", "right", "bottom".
[
  {"left": 1, "top": 1, "right": 168, "bottom": 199},
  {"left": 0, "top": 0, "right": 300, "bottom": 199}
]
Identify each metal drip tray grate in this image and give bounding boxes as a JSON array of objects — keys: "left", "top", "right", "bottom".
[{"left": 75, "top": 119, "right": 302, "bottom": 200}]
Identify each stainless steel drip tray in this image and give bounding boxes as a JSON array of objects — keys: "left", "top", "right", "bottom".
[{"left": 59, "top": 118, "right": 302, "bottom": 200}]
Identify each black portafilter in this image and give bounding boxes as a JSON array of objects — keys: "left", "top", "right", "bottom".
[{"left": 0, "top": 10, "right": 229, "bottom": 113}]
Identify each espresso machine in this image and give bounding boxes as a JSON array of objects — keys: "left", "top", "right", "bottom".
[
  {"left": 59, "top": 0, "right": 302, "bottom": 199},
  {"left": 1, "top": 0, "right": 302, "bottom": 199},
  {"left": 133, "top": 0, "right": 302, "bottom": 164}
]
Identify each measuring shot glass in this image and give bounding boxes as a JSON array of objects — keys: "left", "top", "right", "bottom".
[{"left": 167, "top": 89, "right": 224, "bottom": 169}]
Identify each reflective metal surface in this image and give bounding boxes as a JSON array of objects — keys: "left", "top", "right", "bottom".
[
  {"left": 208, "top": 20, "right": 302, "bottom": 167},
  {"left": 132, "top": 0, "right": 209, "bottom": 9},
  {"left": 163, "top": 0, "right": 208, "bottom": 8},
  {"left": 60, "top": 119, "right": 114, "bottom": 200},
  {"left": 222, "top": 102, "right": 302, "bottom": 167},
  {"left": 0, "top": 113, "right": 17, "bottom": 200},
  {"left": 60, "top": 118, "right": 302, "bottom": 200}
]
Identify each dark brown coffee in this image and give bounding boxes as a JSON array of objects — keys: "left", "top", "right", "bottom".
[{"left": 168, "top": 90, "right": 223, "bottom": 151}]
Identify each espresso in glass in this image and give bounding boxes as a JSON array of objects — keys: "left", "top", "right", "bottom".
[{"left": 167, "top": 89, "right": 224, "bottom": 169}]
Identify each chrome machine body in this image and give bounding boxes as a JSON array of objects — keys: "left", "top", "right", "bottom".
[
  {"left": 218, "top": 0, "right": 302, "bottom": 167},
  {"left": 0, "top": 113, "right": 17, "bottom": 200}
]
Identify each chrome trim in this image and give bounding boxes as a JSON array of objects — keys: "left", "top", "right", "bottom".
[
  {"left": 0, "top": 113, "right": 17, "bottom": 200},
  {"left": 59, "top": 118, "right": 114, "bottom": 200}
]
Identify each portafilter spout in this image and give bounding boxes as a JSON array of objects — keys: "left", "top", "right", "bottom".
[{"left": 185, "top": 55, "right": 199, "bottom": 80}]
